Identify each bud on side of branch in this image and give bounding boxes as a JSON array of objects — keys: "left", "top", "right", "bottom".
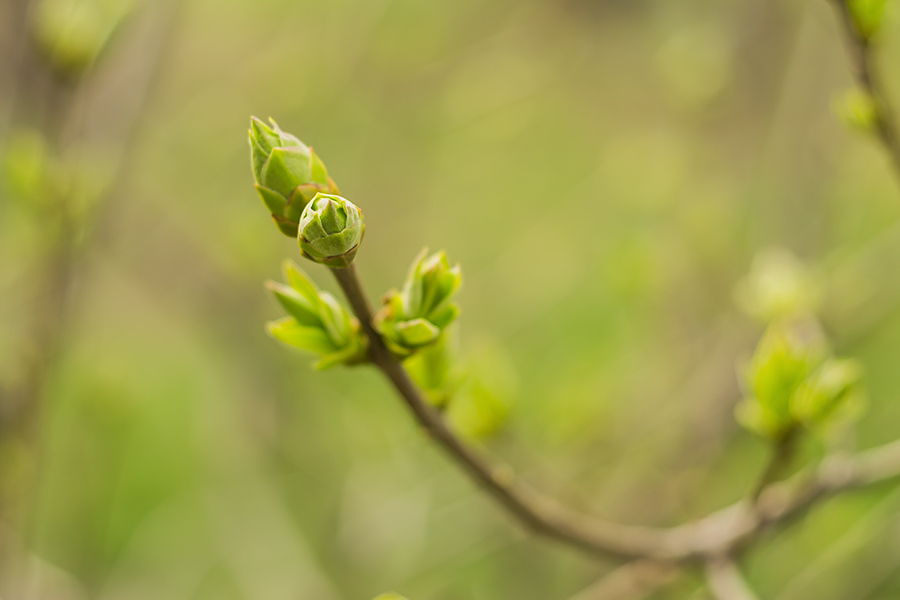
[
  {"left": 266, "top": 261, "right": 367, "bottom": 369},
  {"left": 736, "top": 324, "right": 867, "bottom": 440},
  {"left": 793, "top": 358, "right": 866, "bottom": 427},
  {"left": 735, "top": 326, "right": 819, "bottom": 440},
  {"left": 376, "top": 248, "right": 461, "bottom": 357},
  {"left": 249, "top": 117, "right": 338, "bottom": 237},
  {"left": 298, "top": 193, "right": 364, "bottom": 268},
  {"left": 847, "top": 0, "right": 889, "bottom": 40}
]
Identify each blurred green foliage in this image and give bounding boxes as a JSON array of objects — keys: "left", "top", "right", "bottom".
[{"left": 3, "top": 0, "right": 900, "bottom": 599}]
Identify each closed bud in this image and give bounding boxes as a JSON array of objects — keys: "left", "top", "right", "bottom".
[
  {"left": 297, "top": 193, "right": 364, "bottom": 267},
  {"left": 376, "top": 248, "right": 461, "bottom": 356},
  {"left": 249, "top": 117, "right": 338, "bottom": 237}
]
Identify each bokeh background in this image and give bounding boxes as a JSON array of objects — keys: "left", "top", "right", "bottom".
[{"left": 2, "top": 0, "right": 900, "bottom": 598}]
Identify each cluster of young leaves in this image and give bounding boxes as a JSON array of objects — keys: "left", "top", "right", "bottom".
[
  {"left": 252, "top": 119, "right": 513, "bottom": 436},
  {"left": 735, "top": 326, "right": 865, "bottom": 440},
  {"left": 375, "top": 248, "right": 461, "bottom": 357},
  {"left": 266, "top": 261, "right": 368, "bottom": 369},
  {"left": 734, "top": 250, "right": 866, "bottom": 441},
  {"left": 33, "top": 0, "right": 134, "bottom": 78}
]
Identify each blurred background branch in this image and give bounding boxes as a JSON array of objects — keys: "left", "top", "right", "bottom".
[
  {"left": 705, "top": 559, "right": 759, "bottom": 600},
  {"left": 0, "top": 0, "right": 180, "bottom": 593}
]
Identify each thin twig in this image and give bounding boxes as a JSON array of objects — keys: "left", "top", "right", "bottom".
[
  {"left": 331, "top": 263, "right": 900, "bottom": 564},
  {"left": 566, "top": 561, "right": 680, "bottom": 600},
  {"left": 749, "top": 427, "right": 798, "bottom": 503},
  {"left": 705, "top": 559, "right": 760, "bottom": 600},
  {"left": 829, "top": 0, "right": 900, "bottom": 178}
]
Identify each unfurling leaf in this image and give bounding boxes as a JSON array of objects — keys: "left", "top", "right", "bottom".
[
  {"left": 735, "top": 325, "right": 822, "bottom": 439},
  {"left": 266, "top": 261, "right": 367, "bottom": 369},
  {"left": 376, "top": 248, "right": 462, "bottom": 357},
  {"left": 792, "top": 358, "right": 866, "bottom": 426},
  {"left": 736, "top": 324, "right": 867, "bottom": 440}
]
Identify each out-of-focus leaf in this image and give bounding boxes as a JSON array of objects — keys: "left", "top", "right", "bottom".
[
  {"left": 848, "top": 0, "right": 891, "bottom": 39},
  {"left": 734, "top": 249, "right": 822, "bottom": 323},
  {"left": 832, "top": 88, "right": 879, "bottom": 132},
  {"left": 33, "top": 0, "right": 134, "bottom": 77}
]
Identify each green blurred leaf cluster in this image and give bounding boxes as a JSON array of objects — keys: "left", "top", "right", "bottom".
[
  {"left": 266, "top": 261, "right": 367, "bottom": 369},
  {"left": 832, "top": 88, "right": 879, "bottom": 132},
  {"left": 1, "top": 129, "right": 113, "bottom": 220},
  {"left": 736, "top": 326, "right": 865, "bottom": 440},
  {"left": 848, "top": 0, "right": 891, "bottom": 39},
  {"left": 33, "top": 0, "right": 133, "bottom": 78},
  {"left": 1, "top": 130, "right": 53, "bottom": 205}
]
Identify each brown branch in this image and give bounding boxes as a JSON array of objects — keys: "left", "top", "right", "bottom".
[
  {"left": 566, "top": 561, "right": 679, "bottom": 600},
  {"left": 331, "top": 263, "right": 900, "bottom": 565},
  {"left": 331, "top": 264, "right": 688, "bottom": 562},
  {"left": 829, "top": 0, "right": 900, "bottom": 178},
  {"left": 705, "top": 558, "right": 760, "bottom": 600}
]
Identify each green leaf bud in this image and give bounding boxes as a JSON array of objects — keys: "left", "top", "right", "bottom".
[
  {"left": 735, "top": 325, "right": 824, "bottom": 440},
  {"left": 297, "top": 193, "right": 365, "bottom": 268},
  {"left": 848, "top": 0, "right": 890, "bottom": 40},
  {"left": 831, "top": 88, "right": 879, "bottom": 132},
  {"left": 249, "top": 117, "right": 338, "bottom": 237},
  {"left": 792, "top": 358, "right": 866, "bottom": 426},
  {"left": 375, "top": 248, "right": 462, "bottom": 357},
  {"left": 34, "top": 0, "right": 133, "bottom": 79},
  {"left": 265, "top": 260, "right": 367, "bottom": 368}
]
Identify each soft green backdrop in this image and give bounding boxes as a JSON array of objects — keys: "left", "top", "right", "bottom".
[{"left": 3, "top": 0, "right": 900, "bottom": 598}]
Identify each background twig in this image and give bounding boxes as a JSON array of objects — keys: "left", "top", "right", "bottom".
[{"left": 705, "top": 559, "right": 760, "bottom": 600}]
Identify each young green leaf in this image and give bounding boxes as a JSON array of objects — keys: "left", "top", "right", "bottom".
[
  {"left": 375, "top": 248, "right": 462, "bottom": 358},
  {"left": 265, "top": 261, "right": 368, "bottom": 369}
]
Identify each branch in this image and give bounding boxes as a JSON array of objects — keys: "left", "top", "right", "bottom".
[
  {"left": 331, "top": 263, "right": 900, "bottom": 564},
  {"left": 566, "top": 561, "right": 679, "bottom": 600},
  {"left": 749, "top": 427, "right": 798, "bottom": 503},
  {"left": 331, "top": 264, "right": 689, "bottom": 562},
  {"left": 705, "top": 559, "right": 759, "bottom": 600},
  {"left": 829, "top": 0, "right": 900, "bottom": 178}
]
